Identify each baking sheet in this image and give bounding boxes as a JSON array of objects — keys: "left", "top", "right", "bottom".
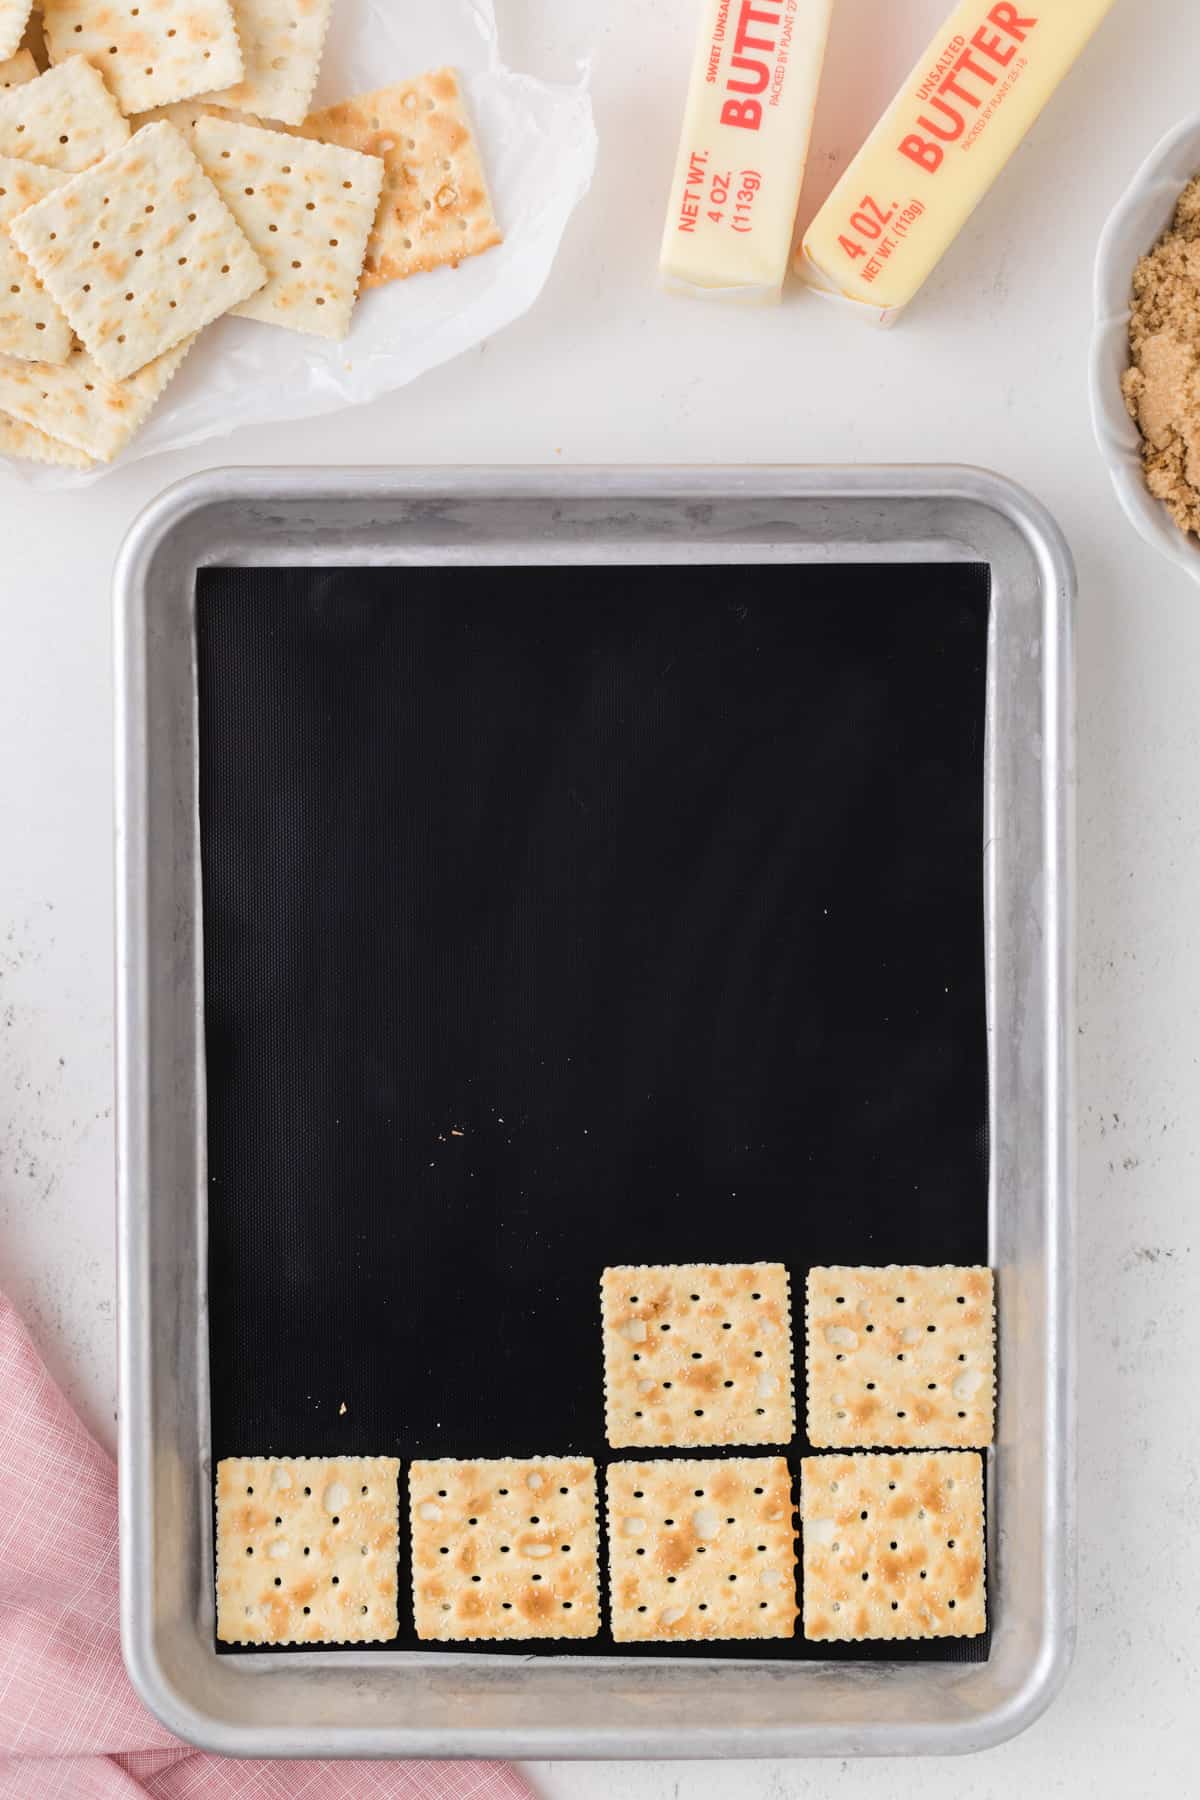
[{"left": 197, "top": 558, "right": 990, "bottom": 1663}]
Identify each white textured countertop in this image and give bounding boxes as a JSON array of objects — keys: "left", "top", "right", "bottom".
[{"left": 2, "top": 1, "right": 1198, "bottom": 1793}]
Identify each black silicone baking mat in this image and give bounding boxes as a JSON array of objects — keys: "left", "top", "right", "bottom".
[{"left": 198, "top": 560, "right": 991, "bottom": 1663}]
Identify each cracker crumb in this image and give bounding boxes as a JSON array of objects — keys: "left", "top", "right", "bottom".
[{"left": 1122, "top": 174, "right": 1200, "bottom": 535}]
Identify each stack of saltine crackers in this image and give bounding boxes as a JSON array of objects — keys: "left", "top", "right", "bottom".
[
  {"left": 214, "top": 1260, "right": 996, "bottom": 1649},
  {"left": 0, "top": 3, "right": 501, "bottom": 469}
]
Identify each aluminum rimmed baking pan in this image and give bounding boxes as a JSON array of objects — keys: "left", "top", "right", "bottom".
[{"left": 115, "top": 466, "right": 1074, "bottom": 1758}]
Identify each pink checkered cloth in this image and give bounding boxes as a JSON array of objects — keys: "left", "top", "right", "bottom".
[{"left": 0, "top": 1292, "right": 533, "bottom": 1800}]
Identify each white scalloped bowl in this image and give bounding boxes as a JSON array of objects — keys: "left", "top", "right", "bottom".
[{"left": 1090, "top": 112, "right": 1200, "bottom": 585}]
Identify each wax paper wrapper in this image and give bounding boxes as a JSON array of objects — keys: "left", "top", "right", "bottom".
[{"left": 0, "top": 0, "right": 595, "bottom": 485}]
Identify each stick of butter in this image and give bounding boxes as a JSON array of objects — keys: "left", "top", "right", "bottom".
[
  {"left": 799, "top": 0, "right": 1118, "bottom": 322},
  {"left": 660, "top": 0, "right": 835, "bottom": 304}
]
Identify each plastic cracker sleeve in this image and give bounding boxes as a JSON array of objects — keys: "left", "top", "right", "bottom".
[
  {"left": 659, "top": 0, "right": 834, "bottom": 304},
  {"left": 798, "top": 0, "right": 1119, "bottom": 323}
]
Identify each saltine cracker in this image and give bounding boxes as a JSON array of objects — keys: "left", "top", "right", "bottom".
[
  {"left": 0, "top": 407, "right": 90, "bottom": 465},
  {"left": 800, "top": 1450, "right": 986, "bottom": 1640},
  {"left": 130, "top": 98, "right": 267, "bottom": 135},
  {"left": 41, "top": 0, "right": 243, "bottom": 115},
  {"left": 216, "top": 1455, "right": 401, "bottom": 1645},
  {"left": 602, "top": 1262, "right": 795, "bottom": 1449},
  {"left": 806, "top": 1266, "right": 995, "bottom": 1449},
  {"left": 11, "top": 121, "right": 265, "bottom": 380},
  {"left": 0, "top": 336, "right": 193, "bottom": 460},
  {"left": 192, "top": 115, "right": 382, "bottom": 339},
  {"left": 0, "top": 55, "right": 128, "bottom": 172},
  {"left": 606, "top": 1456, "right": 797, "bottom": 1642},
  {"left": 207, "top": 0, "right": 333, "bottom": 127},
  {"left": 0, "top": 0, "right": 32, "bottom": 65},
  {"left": 409, "top": 1457, "right": 600, "bottom": 1641},
  {"left": 0, "top": 156, "right": 72, "bottom": 362},
  {"left": 300, "top": 69, "right": 501, "bottom": 289},
  {"left": 0, "top": 48, "right": 36, "bottom": 88}
]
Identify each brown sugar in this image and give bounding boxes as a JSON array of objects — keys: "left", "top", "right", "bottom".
[{"left": 1122, "top": 175, "right": 1200, "bottom": 536}]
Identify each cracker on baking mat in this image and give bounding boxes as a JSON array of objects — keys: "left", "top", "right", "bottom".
[
  {"left": 0, "top": 48, "right": 35, "bottom": 88},
  {"left": 409, "top": 1457, "right": 600, "bottom": 1641},
  {"left": 0, "top": 335, "right": 192, "bottom": 460},
  {"left": 0, "top": 0, "right": 31, "bottom": 64},
  {"left": 206, "top": 0, "right": 333, "bottom": 127},
  {"left": 0, "top": 55, "right": 128, "bottom": 172},
  {"left": 301, "top": 69, "right": 502, "bottom": 289},
  {"left": 11, "top": 121, "right": 265, "bottom": 380},
  {"left": 800, "top": 1450, "right": 985, "bottom": 1641},
  {"left": 601, "top": 1263, "right": 794, "bottom": 1449},
  {"left": 41, "top": 0, "right": 243, "bottom": 116},
  {"left": 806, "top": 1266, "right": 995, "bottom": 1450},
  {"left": 0, "top": 407, "right": 90, "bottom": 465},
  {"left": 606, "top": 1456, "right": 796, "bottom": 1643},
  {"left": 0, "top": 156, "right": 72, "bottom": 362},
  {"left": 192, "top": 115, "right": 382, "bottom": 340},
  {"left": 216, "top": 1455, "right": 400, "bottom": 1645}
]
